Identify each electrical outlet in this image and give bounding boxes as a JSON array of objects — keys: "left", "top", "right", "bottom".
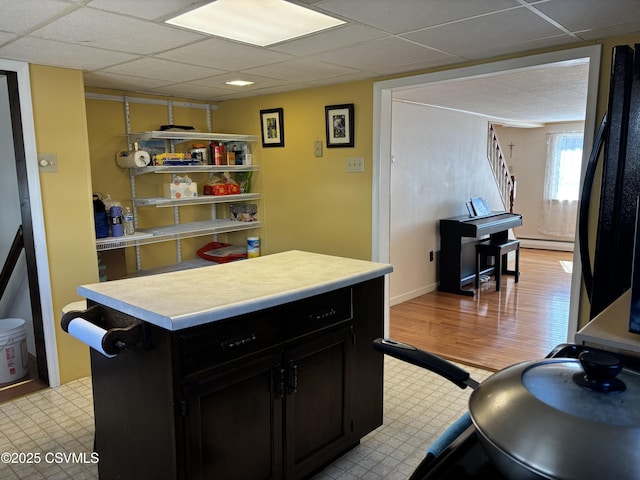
[
  {"left": 314, "top": 140, "right": 323, "bottom": 157},
  {"left": 38, "top": 153, "right": 58, "bottom": 173},
  {"left": 346, "top": 157, "right": 365, "bottom": 173}
]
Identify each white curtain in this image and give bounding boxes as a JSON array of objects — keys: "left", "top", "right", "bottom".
[{"left": 538, "top": 132, "right": 583, "bottom": 238}]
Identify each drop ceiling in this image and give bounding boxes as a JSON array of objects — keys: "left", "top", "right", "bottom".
[{"left": 1, "top": 0, "right": 640, "bottom": 124}]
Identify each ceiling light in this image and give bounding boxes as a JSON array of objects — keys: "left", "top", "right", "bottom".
[
  {"left": 166, "top": 0, "right": 345, "bottom": 47},
  {"left": 225, "top": 80, "right": 255, "bottom": 86}
]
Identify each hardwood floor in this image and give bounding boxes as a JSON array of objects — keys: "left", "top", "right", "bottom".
[{"left": 389, "top": 248, "right": 574, "bottom": 371}]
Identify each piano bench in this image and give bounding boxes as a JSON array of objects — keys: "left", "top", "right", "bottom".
[{"left": 475, "top": 239, "right": 520, "bottom": 292}]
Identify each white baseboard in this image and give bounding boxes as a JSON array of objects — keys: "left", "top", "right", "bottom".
[
  {"left": 518, "top": 238, "right": 574, "bottom": 251},
  {"left": 390, "top": 283, "right": 437, "bottom": 306}
]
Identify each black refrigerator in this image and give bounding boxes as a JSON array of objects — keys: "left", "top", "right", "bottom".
[{"left": 579, "top": 43, "right": 640, "bottom": 331}]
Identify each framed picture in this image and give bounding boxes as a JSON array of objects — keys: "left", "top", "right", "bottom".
[
  {"left": 260, "top": 108, "right": 284, "bottom": 147},
  {"left": 325, "top": 103, "right": 354, "bottom": 148}
]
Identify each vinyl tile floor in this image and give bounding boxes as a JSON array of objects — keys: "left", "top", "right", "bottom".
[{"left": 0, "top": 357, "right": 491, "bottom": 480}]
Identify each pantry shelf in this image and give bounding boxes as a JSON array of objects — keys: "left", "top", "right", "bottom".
[
  {"left": 131, "top": 165, "right": 259, "bottom": 176},
  {"left": 134, "top": 192, "right": 260, "bottom": 208},
  {"left": 96, "top": 220, "right": 262, "bottom": 252},
  {"left": 129, "top": 131, "right": 258, "bottom": 143}
]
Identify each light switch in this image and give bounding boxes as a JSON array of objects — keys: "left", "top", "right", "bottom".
[
  {"left": 38, "top": 153, "right": 58, "bottom": 173},
  {"left": 346, "top": 157, "right": 365, "bottom": 173},
  {"left": 314, "top": 140, "right": 323, "bottom": 157}
]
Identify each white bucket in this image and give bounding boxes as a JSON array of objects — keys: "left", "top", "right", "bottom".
[{"left": 0, "top": 318, "right": 29, "bottom": 385}]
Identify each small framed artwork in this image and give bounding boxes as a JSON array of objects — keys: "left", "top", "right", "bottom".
[
  {"left": 260, "top": 108, "right": 285, "bottom": 148},
  {"left": 325, "top": 103, "right": 354, "bottom": 148}
]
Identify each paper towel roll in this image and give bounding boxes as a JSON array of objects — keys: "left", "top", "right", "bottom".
[
  {"left": 67, "top": 317, "right": 116, "bottom": 358},
  {"left": 116, "top": 150, "right": 151, "bottom": 168}
]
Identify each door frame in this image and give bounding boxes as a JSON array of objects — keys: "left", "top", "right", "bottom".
[
  {"left": 1, "top": 58, "right": 59, "bottom": 387},
  {"left": 372, "top": 45, "right": 602, "bottom": 340}
]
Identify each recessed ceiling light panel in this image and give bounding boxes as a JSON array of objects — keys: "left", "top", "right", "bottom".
[
  {"left": 225, "top": 80, "right": 255, "bottom": 86},
  {"left": 167, "top": 0, "right": 345, "bottom": 47}
]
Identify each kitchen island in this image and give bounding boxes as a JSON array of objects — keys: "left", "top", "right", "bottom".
[{"left": 63, "top": 250, "right": 393, "bottom": 480}]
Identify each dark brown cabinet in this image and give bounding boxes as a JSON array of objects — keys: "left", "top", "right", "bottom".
[
  {"left": 185, "top": 351, "right": 283, "bottom": 480},
  {"left": 283, "top": 326, "right": 352, "bottom": 479},
  {"left": 184, "top": 326, "right": 351, "bottom": 480},
  {"left": 88, "top": 277, "right": 384, "bottom": 480}
]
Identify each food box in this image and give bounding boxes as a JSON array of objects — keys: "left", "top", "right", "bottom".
[
  {"left": 163, "top": 181, "right": 198, "bottom": 199},
  {"left": 203, "top": 183, "right": 241, "bottom": 195},
  {"left": 226, "top": 183, "right": 241, "bottom": 195},
  {"left": 155, "top": 152, "right": 201, "bottom": 166}
]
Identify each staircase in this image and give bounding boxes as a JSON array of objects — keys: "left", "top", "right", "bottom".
[{"left": 487, "top": 122, "right": 516, "bottom": 213}]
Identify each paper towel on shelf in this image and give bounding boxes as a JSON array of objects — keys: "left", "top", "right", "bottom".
[
  {"left": 116, "top": 150, "right": 151, "bottom": 168},
  {"left": 67, "top": 317, "right": 116, "bottom": 358}
]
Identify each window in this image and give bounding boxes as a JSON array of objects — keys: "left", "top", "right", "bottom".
[
  {"left": 539, "top": 131, "right": 584, "bottom": 238},
  {"left": 546, "top": 133, "right": 583, "bottom": 201}
]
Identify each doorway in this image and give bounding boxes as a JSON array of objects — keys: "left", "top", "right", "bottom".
[
  {"left": 372, "top": 46, "right": 602, "bottom": 340},
  {"left": 0, "top": 60, "right": 59, "bottom": 397}
]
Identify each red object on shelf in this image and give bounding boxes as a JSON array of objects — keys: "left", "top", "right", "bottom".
[
  {"left": 197, "top": 242, "right": 247, "bottom": 263},
  {"left": 226, "top": 183, "right": 241, "bottom": 194}
]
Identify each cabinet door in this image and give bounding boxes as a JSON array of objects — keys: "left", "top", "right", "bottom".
[
  {"left": 283, "top": 326, "right": 352, "bottom": 479},
  {"left": 184, "top": 352, "right": 283, "bottom": 480}
]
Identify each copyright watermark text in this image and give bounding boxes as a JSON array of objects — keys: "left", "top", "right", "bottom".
[{"left": 1, "top": 451, "right": 99, "bottom": 465}]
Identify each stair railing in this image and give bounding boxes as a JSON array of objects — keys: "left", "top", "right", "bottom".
[{"left": 487, "top": 123, "right": 516, "bottom": 213}]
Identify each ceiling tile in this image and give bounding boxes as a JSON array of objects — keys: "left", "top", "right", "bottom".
[
  {"left": 0, "top": 32, "right": 17, "bottom": 45},
  {"left": 534, "top": 0, "right": 640, "bottom": 33},
  {"left": 86, "top": 0, "right": 203, "bottom": 21},
  {"left": 314, "top": 0, "right": 520, "bottom": 34},
  {"left": 576, "top": 22, "right": 640, "bottom": 41},
  {"left": 461, "top": 34, "right": 580, "bottom": 61},
  {"left": 98, "top": 57, "right": 226, "bottom": 82},
  {"left": 156, "top": 37, "right": 294, "bottom": 71},
  {"left": 149, "top": 82, "right": 236, "bottom": 100},
  {"left": 372, "top": 55, "right": 463, "bottom": 76},
  {"left": 0, "top": 37, "right": 137, "bottom": 70},
  {"left": 404, "top": 8, "right": 567, "bottom": 58},
  {"left": 84, "top": 71, "right": 174, "bottom": 91},
  {"left": 0, "top": 0, "right": 73, "bottom": 34},
  {"left": 313, "top": 37, "right": 450, "bottom": 73},
  {"left": 270, "top": 23, "right": 388, "bottom": 56},
  {"left": 242, "top": 59, "right": 360, "bottom": 83},
  {"left": 31, "top": 7, "right": 206, "bottom": 55}
]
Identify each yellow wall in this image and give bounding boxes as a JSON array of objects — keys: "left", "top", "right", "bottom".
[
  {"left": 220, "top": 81, "right": 374, "bottom": 260},
  {"left": 29, "top": 65, "right": 97, "bottom": 383}
]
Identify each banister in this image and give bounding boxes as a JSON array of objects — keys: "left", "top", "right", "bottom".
[{"left": 487, "top": 123, "right": 516, "bottom": 213}]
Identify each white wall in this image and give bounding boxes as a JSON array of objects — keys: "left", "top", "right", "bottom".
[
  {"left": 495, "top": 122, "right": 584, "bottom": 243},
  {"left": 389, "top": 101, "right": 503, "bottom": 305}
]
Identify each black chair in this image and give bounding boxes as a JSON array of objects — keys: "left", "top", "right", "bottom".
[{"left": 475, "top": 239, "right": 520, "bottom": 291}]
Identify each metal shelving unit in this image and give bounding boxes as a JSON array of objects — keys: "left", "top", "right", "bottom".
[
  {"left": 96, "top": 114, "right": 261, "bottom": 272},
  {"left": 96, "top": 220, "right": 262, "bottom": 252}
]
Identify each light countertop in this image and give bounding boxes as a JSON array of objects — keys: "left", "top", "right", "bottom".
[
  {"left": 77, "top": 250, "right": 393, "bottom": 331},
  {"left": 574, "top": 290, "right": 640, "bottom": 355}
]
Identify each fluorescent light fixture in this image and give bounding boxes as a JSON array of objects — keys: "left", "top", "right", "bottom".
[
  {"left": 225, "top": 80, "right": 255, "bottom": 86},
  {"left": 166, "top": 0, "right": 345, "bottom": 46}
]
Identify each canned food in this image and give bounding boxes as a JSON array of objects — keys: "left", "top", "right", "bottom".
[{"left": 190, "top": 144, "right": 208, "bottom": 163}]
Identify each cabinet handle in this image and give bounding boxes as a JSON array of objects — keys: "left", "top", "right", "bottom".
[
  {"left": 287, "top": 360, "right": 298, "bottom": 395},
  {"left": 220, "top": 332, "right": 256, "bottom": 350}
]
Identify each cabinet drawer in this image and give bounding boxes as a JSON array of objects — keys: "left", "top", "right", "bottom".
[
  {"left": 180, "top": 310, "right": 281, "bottom": 377},
  {"left": 284, "top": 287, "right": 353, "bottom": 341}
]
